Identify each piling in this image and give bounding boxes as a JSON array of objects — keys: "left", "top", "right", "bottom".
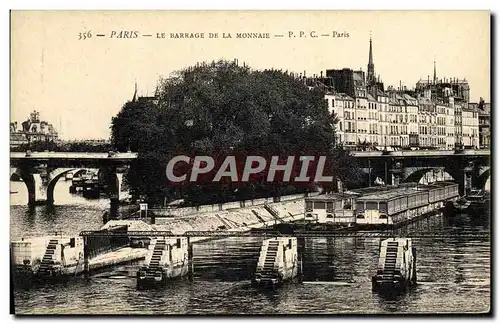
[
  {"left": 83, "top": 236, "right": 89, "bottom": 279},
  {"left": 187, "top": 238, "right": 194, "bottom": 282},
  {"left": 297, "top": 237, "right": 305, "bottom": 283}
]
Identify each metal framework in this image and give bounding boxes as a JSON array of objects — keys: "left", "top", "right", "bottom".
[{"left": 79, "top": 230, "right": 490, "bottom": 239}]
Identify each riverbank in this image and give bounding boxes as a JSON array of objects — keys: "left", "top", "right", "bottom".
[{"left": 102, "top": 198, "right": 307, "bottom": 244}]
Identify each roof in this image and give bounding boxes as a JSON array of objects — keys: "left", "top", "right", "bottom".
[
  {"left": 306, "top": 192, "right": 358, "bottom": 201},
  {"left": 367, "top": 93, "right": 377, "bottom": 102},
  {"left": 357, "top": 187, "right": 416, "bottom": 201},
  {"left": 388, "top": 97, "right": 399, "bottom": 105},
  {"left": 326, "top": 92, "right": 354, "bottom": 101}
]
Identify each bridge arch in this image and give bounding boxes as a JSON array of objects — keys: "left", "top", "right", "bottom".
[
  {"left": 404, "top": 167, "right": 457, "bottom": 184},
  {"left": 475, "top": 167, "right": 490, "bottom": 190},
  {"left": 10, "top": 168, "right": 22, "bottom": 182},
  {"left": 46, "top": 168, "right": 99, "bottom": 204}
]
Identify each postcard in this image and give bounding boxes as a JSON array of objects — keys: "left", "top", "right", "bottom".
[{"left": 10, "top": 10, "right": 491, "bottom": 315}]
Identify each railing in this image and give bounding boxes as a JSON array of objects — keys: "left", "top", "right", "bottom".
[{"left": 79, "top": 230, "right": 490, "bottom": 239}]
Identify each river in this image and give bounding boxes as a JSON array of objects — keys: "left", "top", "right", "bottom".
[{"left": 10, "top": 180, "right": 491, "bottom": 315}]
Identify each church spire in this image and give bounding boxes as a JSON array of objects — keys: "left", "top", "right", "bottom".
[
  {"left": 132, "top": 80, "right": 138, "bottom": 102},
  {"left": 367, "top": 32, "right": 375, "bottom": 86},
  {"left": 433, "top": 60, "right": 437, "bottom": 84}
]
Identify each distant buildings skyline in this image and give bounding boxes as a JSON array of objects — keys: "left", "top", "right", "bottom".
[{"left": 11, "top": 11, "right": 490, "bottom": 140}]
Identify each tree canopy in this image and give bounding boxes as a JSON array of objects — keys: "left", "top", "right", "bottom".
[{"left": 111, "top": 60, "right": 362, "bottom": 206}]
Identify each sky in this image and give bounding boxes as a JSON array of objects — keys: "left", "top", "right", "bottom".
[{"left": 11, "top": 11, "right": 490, "bottom": 140}]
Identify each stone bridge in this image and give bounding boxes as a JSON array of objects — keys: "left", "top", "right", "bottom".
[
  {"left": 10, "top": 149, "right": 490, "bottom": 205},
  {"left": 351, "top": 149, "right": 490, "bottom": 195},
  {"left": 10, "top": 152, "right": 136, "bottom": 205}
]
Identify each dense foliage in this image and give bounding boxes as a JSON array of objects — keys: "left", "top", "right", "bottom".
[{"left": 111, "top": 60, "right": 362, "bottom": 206}]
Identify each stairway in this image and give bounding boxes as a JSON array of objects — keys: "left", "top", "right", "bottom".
[
  {"left": 264, "top": 204, "right": 283, "bottom": 223},
  {"left": 258, "top": 240, "right": 279, "bottom": 282},
  {"left": 143, "top": 239, "right": 167, "bottom": 281},
  {"left": 382, "top": 241, "right": 399, "bottom": 279},
  {"left": 148, "top": 239, "right": 166, "bottom": 268},
  {"left": 37, "top": 239, "right": 59, "bottom": 276}
]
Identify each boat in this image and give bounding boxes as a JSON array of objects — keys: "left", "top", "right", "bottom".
[
  {"left": 372, "top": 238, "right": 417, "bottom": 292},
  {"left": 452, "top": 189, "right": 490, "bottom": 215},
  {"left": 304, "top": 182, "right": 460, "bottom": 229},
  {"left": 11, "top": 234, "right": 85, "bottom": 281},
  {"left": 252, "top": 237, "right": 298, "bottom": 287},
  {"left": 11, "top": 221, "right": 149, "bottom": 281},
  {"left": 136, "top": 237, "right": 189, "bottom": 288}
]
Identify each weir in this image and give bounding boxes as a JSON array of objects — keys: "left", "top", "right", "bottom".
[
  {"left": 372, "top": 238, "right": 417, "bottom": 291},
  {"left": 252, "top": 237, "right": 299, "bottom": 286}
]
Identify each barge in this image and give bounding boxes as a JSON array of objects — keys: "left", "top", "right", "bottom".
[
  {"left": 11, "top": 222, "right": 151, "bottom": 281},
  {"left": 304, "top": 181, "right": 459, "bottom": 228},
  {"left": 136, "top": 237, "right": 189, "bottom": 288},
  {"left": 252, "top": 237, "right": 298, "bottom": 287},
  {"left": 372, "top": 238, "right": 417, "bottom": 291},
  {"left": 11, "top": 235, "right": 85, "bottom": 280}
]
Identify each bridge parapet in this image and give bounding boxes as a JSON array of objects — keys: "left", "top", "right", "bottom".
[
  {"left": 351, "top": 149, "right": 490, "bottom": 158},
  {"left": 10, "top": 151, "right": 139, "bottom": 160}
]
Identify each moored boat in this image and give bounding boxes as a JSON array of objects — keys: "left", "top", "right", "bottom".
[
  {"left": 136, "top": 237, "right": 189, "bottom": 288},
  {"left": 252, "top": 237, "right": 298, "bottom": 287},
  {"left": 372, "top": 238, "right": 417, "bottom": 292},
  {"left": 453, "top": 189, "right": 490, "bottom": 215},
  {"left": 11, "top": 234, "right": 85, "bottom": 281}
]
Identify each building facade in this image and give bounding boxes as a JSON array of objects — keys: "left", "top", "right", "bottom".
[
  {"left": 323, "top": 37, "right": 482, "bottom": 151},
  {"left": 10, "top": 111, "right": 59, "bottom": 148}
]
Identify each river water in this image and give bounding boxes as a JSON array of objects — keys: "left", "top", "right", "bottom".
[{"left": 10, "top": 180, "right": 491, "bottom": 315}]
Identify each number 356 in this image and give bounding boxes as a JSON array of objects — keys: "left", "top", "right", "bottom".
[{"left": 78, "top": 31, "right": 92, "bottom": 40}]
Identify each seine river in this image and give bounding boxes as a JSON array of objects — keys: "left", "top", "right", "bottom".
[{"left": 10, "top": 180, "right": 491, "bottom": 315}]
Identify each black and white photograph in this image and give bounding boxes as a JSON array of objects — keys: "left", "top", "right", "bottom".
[{"left": 9, "top": 10, "right": 491, "bottom": 315}]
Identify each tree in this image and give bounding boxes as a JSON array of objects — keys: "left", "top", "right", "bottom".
[{"left": 111, "top": 60, "right": 362, "bottom": 205}]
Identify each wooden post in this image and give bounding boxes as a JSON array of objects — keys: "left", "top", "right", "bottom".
[
  {"left": 83, "top": 236, "right": 89, "bottom": 279},
  {"left": 368, "top": 159, "right": 372, "bottom": 187},
  {"left": 187, "top": 237, "right": 193, "bottom": 282},
  {"left": 297, "top": 237, "right": 304, "bottom": 283}
]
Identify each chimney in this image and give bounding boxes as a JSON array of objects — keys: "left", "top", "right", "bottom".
[{"left": 320, "top": 71, "right": 323, "bottom": 78}]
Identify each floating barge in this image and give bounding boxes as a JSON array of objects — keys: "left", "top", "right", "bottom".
[
  {"left": 252, "top": 237, "right": 299, "bottom": 287},
  {"left": 372, "top": 238, "right": 417, "bottom": 291},
  {"left": 11, "top": 222, "right": 151, "bottom": 281},
  {"left": 452, "top": 189, "right": 490, "bottom": 216},
  {"left": 136, "top": 237, "right": 189, "bottom": 288},
  {"left": 304, "top": 181, "right": 459, "bottom": 229}
]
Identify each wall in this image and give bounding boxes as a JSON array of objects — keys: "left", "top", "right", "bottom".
[
  {"left": 150, "top": 192, "right": 319, "bottom": 218},
  {"left": 152, "top": 198, "right": 307, "bottom": 236}
]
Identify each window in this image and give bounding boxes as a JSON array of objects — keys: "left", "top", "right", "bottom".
[
  {"left": 305, "top": 201, "right": 313, "bottom": 211},
  {"left": 356, "top": 201, "right": 365, "bottom": 212},
  {"left": 314, "top": 201, "right": 325, "bottom": 209},
  {"left": 326, "top": 202, "right": 334, "bottom": 211},
  {"left": 366, "top": 202, "right": 378, "bottom": 210}
]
